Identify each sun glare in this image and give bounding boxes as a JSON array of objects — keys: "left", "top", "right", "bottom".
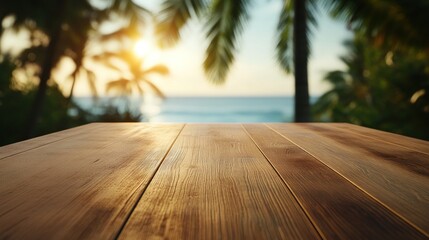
[
  {"left": 134, "top": 39, "right": 150, "bottom": 58},
  {"left": 133, "top": 37, "right": 163, "bottom": 66}
]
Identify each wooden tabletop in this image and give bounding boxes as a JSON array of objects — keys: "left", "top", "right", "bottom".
[{"left": 1, "top": 123, "right": 428, "bottom": 239}]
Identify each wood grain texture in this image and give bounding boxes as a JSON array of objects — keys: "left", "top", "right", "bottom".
[
  {"left": 244, "top": 124, "right": 427, "bottom": 239},
  {"left": 0, "top": 123, "right": 104, "bottom": 159},
  {"left": 267, "top": 123, "right": 429, "bottom": 236},
  {"left": 328, "top": 123, "right": 429, "bottom": 154},
  {"left": 119, "top": 124, "right": 320, "bottom": 239},
  {"left": 0, "top": 123, "right": 183, "bottom": 239},
  {"left": 309, "top": 123, "right": 429, "bottom": 175}
]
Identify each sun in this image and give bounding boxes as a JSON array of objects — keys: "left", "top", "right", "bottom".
[
  {"left": 134, "top": 39, "right": 150, "bottom": 58},
  {"left": 133, "top": 37, "right": 163, "bottom": 66}
]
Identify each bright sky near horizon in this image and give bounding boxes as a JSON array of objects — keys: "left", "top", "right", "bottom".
[{"left": 3, "top": 0, "right": 352, "bottom": 97}]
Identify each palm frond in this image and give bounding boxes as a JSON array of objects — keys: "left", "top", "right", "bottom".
[
  {"left": 302, "top": 0, "right": 319, "bottom": 61},
  {"left": 276, "top": 0, "right": 294, "bottom": 72},
  {"left": 276, "top": 0, "right": 318, "bottom": 73},
  {"left": 156, "top": 0, "right": 207, "bottom": 47},
  {"left": 127, "top": 13, "right": 144, "bottom": 40},
  {"left": 142, "top": 64, "right": 170, "bottom": 75},
  {"left": 323, "top": 70, "right": 347, "bottom": 85},
  {"left": 99, "top": 28, "right": 133, "bottom": 41},
  {"left": 104, "top": 0, "right": 151, "bottom": 42},
  {"left": 325, "top": 0, "right": 429, "bottom": 49},
  {"left": 106, "top": 78, "right": 132, "bottom": 95},
  {"left": 91, "top": 51, "right": 122, "bottom": 61},
  {"left": 142, "top": 79, "right": 166, "bottom": 98},
  {"left": 90, "top": 51, "right": 130, "bottom": 74},
  {"left": 306, "top": 0, "right": 319, "bottom": 39},
  {"left": 94, "top": 49, "right": 135, "bottom": 65},
  {"left": 133, "top": 79, "right": 144, "bottom": 95},
  {"left": 95, "top": 58, "right": 125, "bottom": 72},
  {"left": 307, "top": 0, "right": 319, "bottom": 24},
  {"left": 108, "top": 0, "right": 151, "bottom": 21},
  {"left": 85, "top": 69, "right": 98, "bottom": 97},
  {"left": 115, "top": 49, "right": 136, "bottom": 62},
  {"left": 203, "top": 0, "right": 250, "bottom": 84}
]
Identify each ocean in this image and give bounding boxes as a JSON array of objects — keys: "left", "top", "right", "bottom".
[{"left": 74, "top": 96, "right": 315, "bottom": 123}]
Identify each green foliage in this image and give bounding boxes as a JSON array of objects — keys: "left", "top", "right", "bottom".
[
  {"left": 0, "top": 58, "right": 90, "bottom": 145},
  {"left": 0, "top": 0, "right": 155, "bottom": 144},
  {"left": 0, "top": 59, "right": 28, "bottom": 145},
  {"left": 156, "top": 0, "right": 207, "bottom": 47},
  {"left": 327, "top": 0, "right": 429, "bottom": 50},
  {"left": 157, "top": 0, "right": 429, "bottom": 122},
  {"left": 156, "top": 0, "right": 317, "bottom": 121},
  {"left": 203, "top": 0, "right": 251, "bottom": 83},
  {"left": 0, "top": 0, "right": 153, "bottom": 138},
  {"left": 0, "top": 57, "right": 141, "bottom": 146},
  {"left": 313, "top": 33, "right": 429, "bottom": 140},
  {"left": 95, "top": 104, "right": 142, "bottom": 122},
  {"left": 156, "top": 0, "right": 319, "bottom": 82}
]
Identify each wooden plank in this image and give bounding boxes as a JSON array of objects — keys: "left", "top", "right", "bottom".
[
  {"left": 309, "top": 123, "right": 429, "bottom": 172},
  {"left": 328, "top": 123, "right": 429, "bottom": 154},
  {"left": 0, "top": 123, "right": 183, "bottom": 239},
  {"left": 244, "top": 124, "right": 427, "bottom": 239},
  {"left": 119, "top": 124, "right": 320, "bottom": 239},
  {"left": 267, "top": 123, "right": 429, "bottom": 236},
  {"left": 0, "top": 123, "right": 104, "bottom": 159}
]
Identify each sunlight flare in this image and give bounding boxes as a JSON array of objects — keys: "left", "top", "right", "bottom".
[
  {"left": 134, "top": 39, "right": 150, "bottom": 58},
  {"left": 133, "top": 37, "right": 162, "bottom": 66}
]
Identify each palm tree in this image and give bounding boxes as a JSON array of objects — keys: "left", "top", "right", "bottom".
[
  {"left": 2, "top": 0, "right": 101, "bottom": 138},
  {"left": 66, "top": 39, "right": 98, "bottom": 103},
  {"left": 65, "top": 0, "right": 151, "bottom": 103},
  {"left": 313, "top": 31, "right": 429, "bottom": 139},
  {"left": 103, "top": 48, "right": 169, "bottom": 98},
  {"left": 62, "top": 14, "right": 98, "bottom": 104},
  {"left": 21, "top": 0, "right": 70, "bottom": 138},
  {"left": 155, "top": 0, "right": 324, "bottom": 122},
  {"left": 0, "top": 0, "right": 152, "bottom": 138},
  {"left": 328, "top": 0, "right": 429, "bottom": 50},
  {"left": 155, "top": 0, "right": 429, "bottom": 122},
  {"left": 312, "top": 36, "right": 370, "bottom": 122}
]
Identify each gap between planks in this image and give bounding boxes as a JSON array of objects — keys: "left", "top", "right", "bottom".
[
  {"left": 0, "top": 123, "right": 185, "bottom": 239},
  {"left": 274, "top": 123, "right": 429, "bottom": 235},
  {"left": 240, "top": 124, "right": 327, "bottom": 240},
  {"left": 118, "top": 124, "right": 321, "bottom": 239},
  {"left": 263, "top": 123, "right": 429, "bottom": 238},
  {"left": 114, "top": 124, "right": 186, "bottom": 240}
]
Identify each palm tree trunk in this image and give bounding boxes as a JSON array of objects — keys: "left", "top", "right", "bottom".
[
  {"left": 0, "top": 28, "right": 6, "bottom": 56},
  {"left": 22, "top": 0, "right": 68, "bottom": 139},
  {"left": 293, "top": 0, "right": 311, "bottom": 122},
  {"left": 66, "top": 60, "right": 83, "bottom": 106},
  {"left": 66, "top": 39, "right": 87, "bottom": 106},
  {"left": 67, "top": 71, "right": 78, "bottom": 105}
]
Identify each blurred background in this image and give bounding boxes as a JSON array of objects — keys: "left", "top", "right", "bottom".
[{"left": 1, "top": 0, "right": 428, "bottom": 145}]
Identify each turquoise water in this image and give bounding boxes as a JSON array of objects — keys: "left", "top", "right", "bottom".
[
  {"left": 74, "top": 96, "right": 316, "bottom": 122},
  {"left": 150, "top": 97, "right": 293, "bottom": 122}
]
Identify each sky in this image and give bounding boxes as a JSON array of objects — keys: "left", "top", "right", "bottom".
[
  {"left": 142, "top": 1, "right": 352, "bottom": 97},
  {"left": 3, "top": 0, "right": 353, "bottom": 97}
]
